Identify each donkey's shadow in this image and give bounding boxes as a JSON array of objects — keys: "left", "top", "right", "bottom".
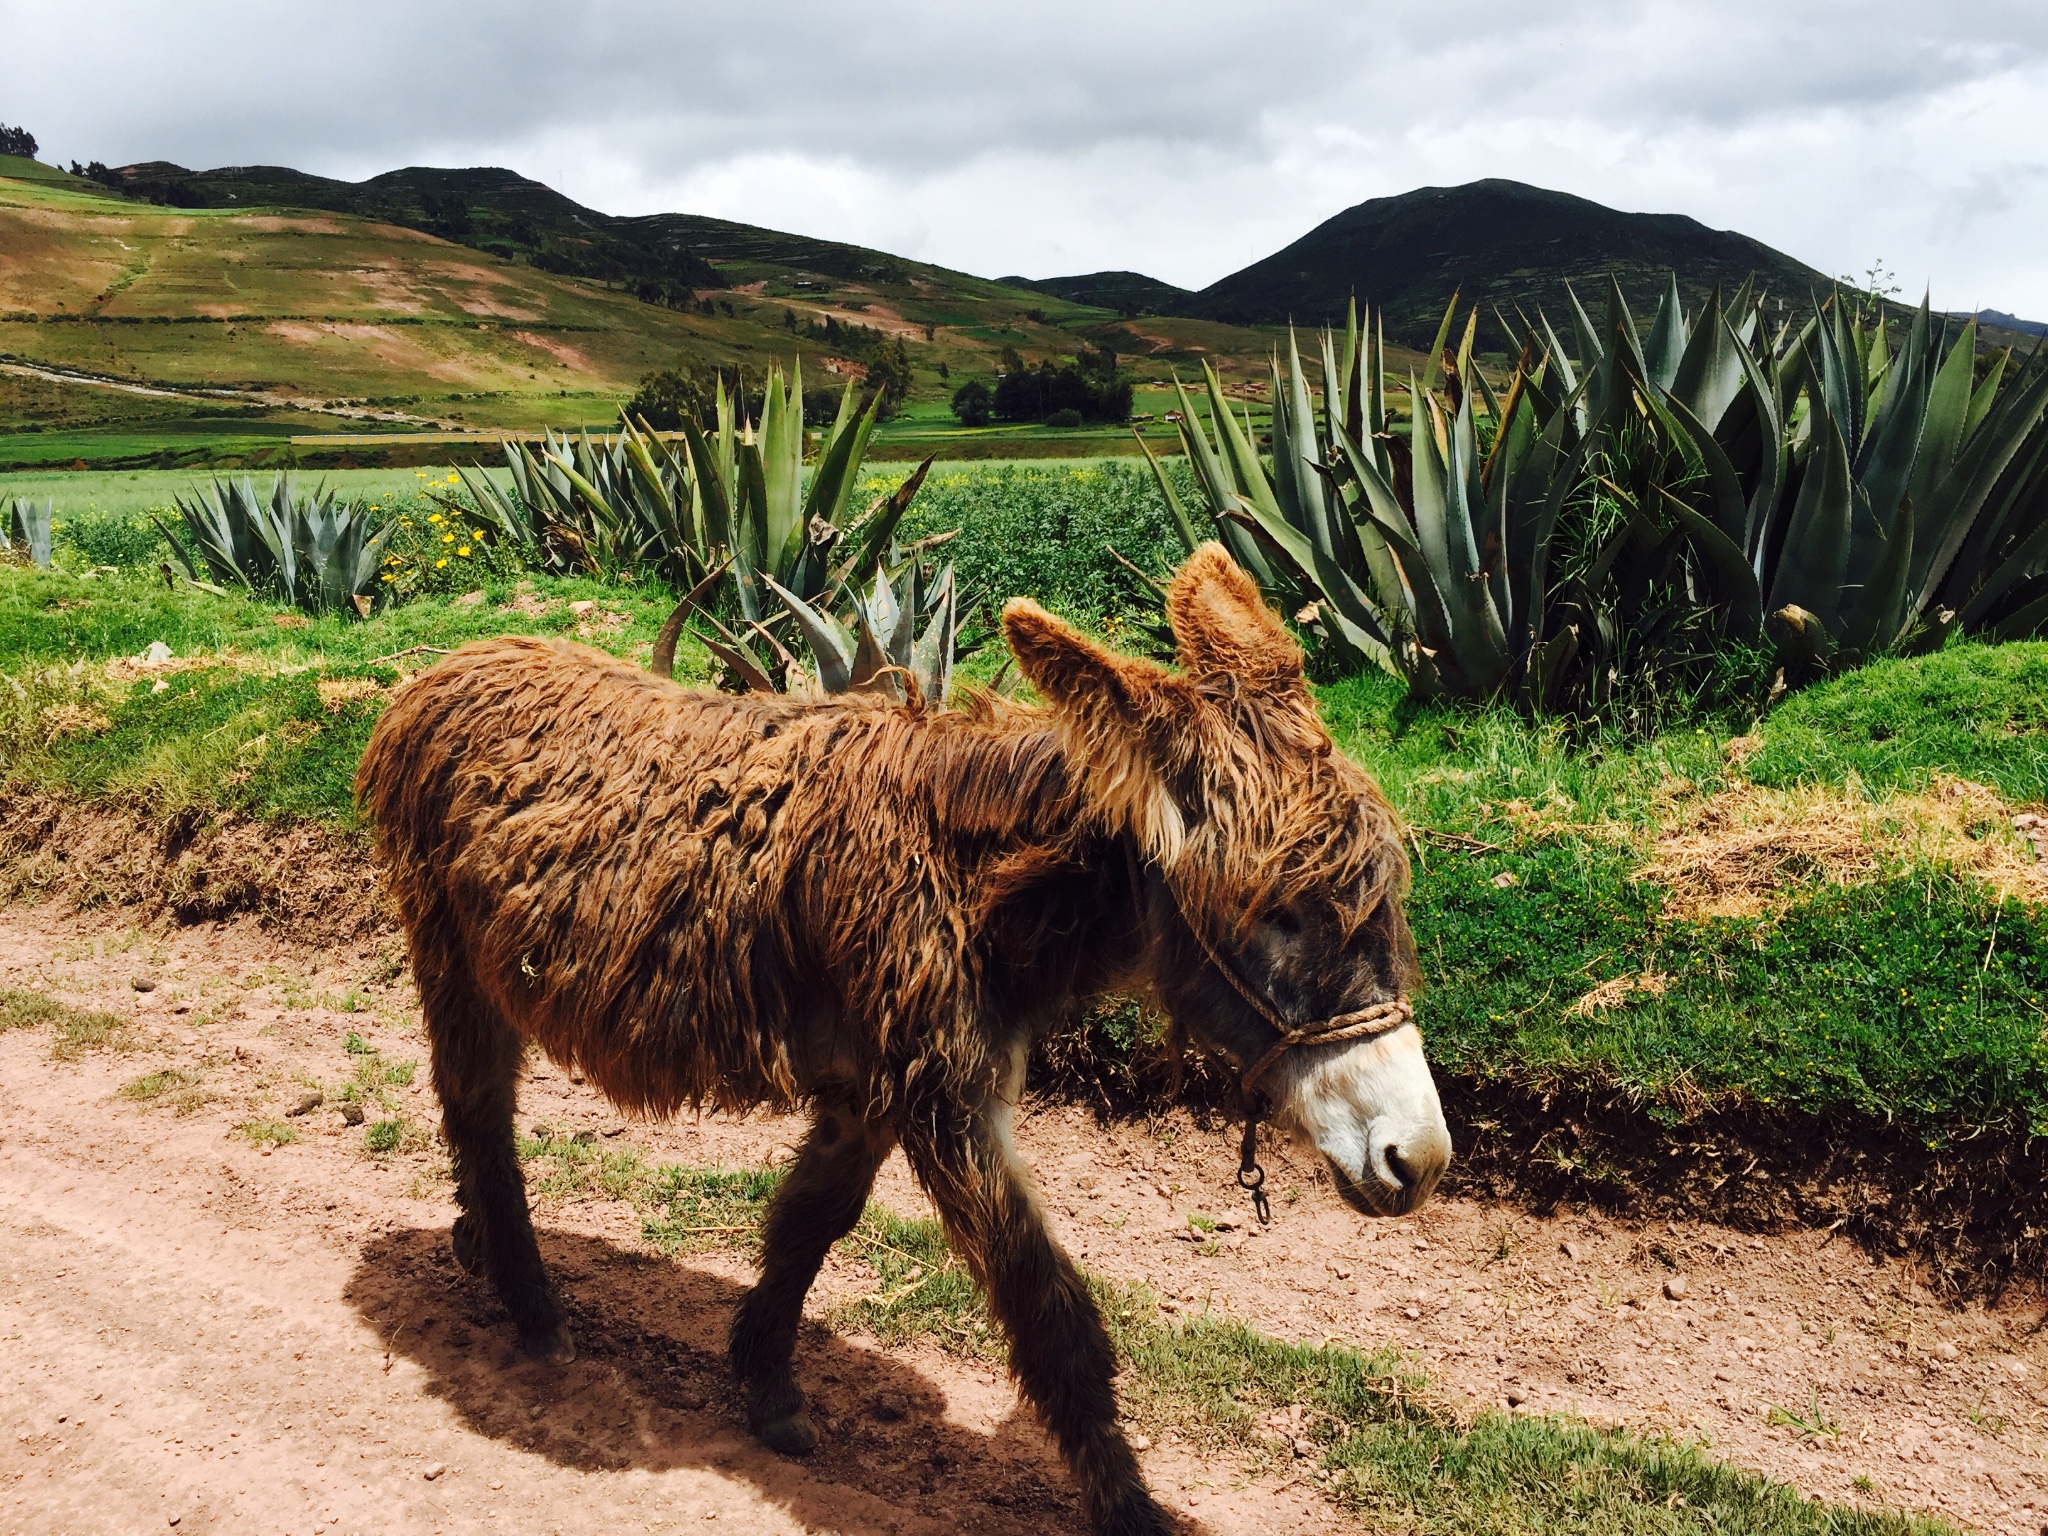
[{"left": 345, "top": 1227, "right": 1222, "bottom": 1535}]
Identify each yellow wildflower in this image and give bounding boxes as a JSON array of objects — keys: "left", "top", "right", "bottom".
[
  {"left": 429, "top": 513, "right": 443, "bottom": 524},
  {"left": 458, "top": 546, "right": 472, "bottom": 556},
  {"left": 436, "top": 558, "right": 448, "bottom": 568},
  {"left": 380, "top": 573, "right": 395, "bottom": 583},
  {"left": 443, "top": 533, "right": 455, "bottom": 543}
]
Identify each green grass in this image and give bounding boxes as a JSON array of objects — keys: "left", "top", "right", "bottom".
[
  {"left": 1307, "top": 658, "right": 2048, "bottom": 1145},
  {"left": 1748, "top": 643, "right": 2048, "bottom": 804},
  {"left": 119, "top": 1067, "right": 209, "bottom": 1114},
  {"left": 0, "top": 559, "right": 709, "bottom": 827},
  {"left": 0, "top": 465, "right": 515, "bottom": 520},
  {"left": 640, "top": 1162, "right": 783, "bottom": 1252},
  {"left": 543, "top": 1154, "right": 1948, "bottom": 1536},
  {"left": 0, "top": 988, "right": 136, "bottom": 1064},
  {"left": 516, "top": 1124, "right": 658, "bottom": 1203},
  {"left": 0, "top": 987, "right": 69, "bottom": 1031}
]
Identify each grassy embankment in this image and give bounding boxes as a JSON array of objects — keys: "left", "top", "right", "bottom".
[{"left": 3, "top": 463, "right": 2046, "bottom": 1290}]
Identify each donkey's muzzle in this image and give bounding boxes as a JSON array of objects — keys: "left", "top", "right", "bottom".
[{"left": 1330, "top": 1119, "right": 1452, "bottom": 1218}]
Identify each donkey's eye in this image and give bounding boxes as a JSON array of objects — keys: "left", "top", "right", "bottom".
[{"left": 1266, "top": 906, "right": 1304, "bottom": 937}]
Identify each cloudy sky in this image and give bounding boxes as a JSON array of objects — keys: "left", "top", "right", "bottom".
[{"left": 6, "top": 0, "right": 2047, "bottom": 315}]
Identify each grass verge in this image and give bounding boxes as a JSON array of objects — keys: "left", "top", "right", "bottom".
[{"left": 0, "top": 985, "right": 146, "bottom": 1058}]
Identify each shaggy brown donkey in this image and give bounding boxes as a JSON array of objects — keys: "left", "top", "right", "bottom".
[{"left": 357, "top": 543, "right": 1451, "bottom": 1535}]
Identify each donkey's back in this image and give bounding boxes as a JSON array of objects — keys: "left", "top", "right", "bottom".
[{"left": 358, "top": 635, "right": 988, "bottom": 1119}]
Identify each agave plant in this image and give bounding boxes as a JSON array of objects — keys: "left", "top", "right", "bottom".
[
  {"left": 155, "top": 477, "right": 395, "bottom": 618},
  {"left": 1141, "top": 301, "right": 1599, "bottom": 707},
  {"left": 1147, "top": 278, "right": 2048, "bottom": 720},
  {"left": 1604, "top": 284, "right": 2048, "bottom": 678},
  {"left": 764, "top": 547, "right": 971, "bottom": 704},
  {"left": 463, "top": 365, "right": 936, "bottom": 691},
  {"left": 3, "top": 498, "right": 52, "bottom": 568}
]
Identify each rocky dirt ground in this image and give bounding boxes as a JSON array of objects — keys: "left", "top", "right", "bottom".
[{"left": 1, "top": 903, "right": 2044, "bottom": 1536}]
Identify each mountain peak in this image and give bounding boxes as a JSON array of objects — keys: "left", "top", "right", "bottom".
[{"left": 1177, "top": 178, "right": 1827, "bottom": 346}]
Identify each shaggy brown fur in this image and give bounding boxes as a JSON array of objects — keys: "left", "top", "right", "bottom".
[{"left": 356, "top": 543, "right": 1418, "bottom": 1536}]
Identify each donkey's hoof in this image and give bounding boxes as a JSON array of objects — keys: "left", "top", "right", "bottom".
[
  {"left": 450, "top": 1214, "right": 484, "bottom": 1276},
  {"left": 519, "top": 1325, "right": 577, "bottom": 1365},
  {"left": 755, "top": 1409, "right": 818, "bottom": 1457}
]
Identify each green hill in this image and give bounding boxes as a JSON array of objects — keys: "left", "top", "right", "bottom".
[
  {"left": 1173, "top": 178, "right": 1834, "bottom": 348},
  {"left": 997, "top": 270, "right": 1192, "bottom": 317},
  {"left": 0, "top": 154, "right": 1313, "bottom": 467}
]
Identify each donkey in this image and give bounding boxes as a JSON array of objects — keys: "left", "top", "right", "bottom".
[{"left": 356, "top": 543, "right": 1451, "bottom": 1535}]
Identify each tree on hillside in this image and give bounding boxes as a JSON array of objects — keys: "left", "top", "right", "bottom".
[
  {"left": 0, "top": 124, "right": 36, "bottom": 158},
  {"left": 990, "top": 346, "right": 1132, "bottom": 425},
  {"left": 950, "top": 379, "right": 992, "bottom": 427},
  {"left": 627, "top": 363, "right": 719, "bottom": 430},
  {"left": 862, "top": 336, "right": 914, "bottom": 418},
  {"left": 416, "top": 191, "right": 471, "bottom": 243}
]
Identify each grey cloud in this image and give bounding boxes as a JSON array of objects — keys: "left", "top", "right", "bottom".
[{"left": 3, "top": 0, "right": 2046, "bottom": 310}]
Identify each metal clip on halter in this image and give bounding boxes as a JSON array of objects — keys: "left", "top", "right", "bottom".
[{"left": 1238, "top": 1116, "right": 1271, "bottom": 1225}]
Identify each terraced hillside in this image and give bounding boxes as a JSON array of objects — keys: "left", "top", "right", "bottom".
[{"left": 0, "top": 155, "right": 1306, "bottom": 467}]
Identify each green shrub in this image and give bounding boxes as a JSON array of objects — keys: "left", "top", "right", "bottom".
[
  {"left": 1043, "top": 407, "right": 1084, "bottom": 428},
  {"left": 375, "top": 487, "right": 525, "bottom": 597},
  {"left": 363, "top": 1118, "right": 404, "bottom": 1153},
  {"left": 893, "top": 460, "right": 1189, "bottom": 629},
  {"left": 58, "top": 510, "right": 168, "bottom": 568}
]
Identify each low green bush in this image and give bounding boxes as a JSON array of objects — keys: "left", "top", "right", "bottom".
[
  {"left": 374, "top": 488, "right": 525, "bottom": 598},
  {"left": 891, "top": 460, "right": 1190, "bottom": 629},
  {"left": 55, "top": 509, "right": 168, "bottom": 568}
]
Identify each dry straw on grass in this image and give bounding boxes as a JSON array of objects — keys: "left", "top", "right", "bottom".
[
  {"left": 1565, "top": 970, "right": 1671, "bottom": 1018},
  {"left": 1637, "top": 774, "right": 2048, "bottom": 920},
  {"left": 315, "top": 677, "right": 384, "bottom": 712}
]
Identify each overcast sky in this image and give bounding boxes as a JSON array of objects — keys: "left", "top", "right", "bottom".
[{"left": 6, "top": 1, "right": 2046, "bottom": 315}]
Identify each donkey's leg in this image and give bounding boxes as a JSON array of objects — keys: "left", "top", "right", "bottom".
[
  {"left": 902, "top": 1092, "right": 1168, "bottom": 1536},
  {"left": 418, "top": 956, "right": 572, "bottom": 1364},
  {"left": 730, "top": 1096, "right": 894, "bottom": 1455}
]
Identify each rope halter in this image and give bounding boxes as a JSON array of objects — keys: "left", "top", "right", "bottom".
[{"left": 1173, "top": 893, "right": 1416, "bottom": 1224}]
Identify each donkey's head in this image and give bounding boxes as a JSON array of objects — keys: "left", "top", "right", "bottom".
[{"left": 1004, "top": 543, "right": 1451, "bottom": 1216}]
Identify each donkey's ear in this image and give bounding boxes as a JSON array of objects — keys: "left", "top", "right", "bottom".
[
  {"left": 1166, "top": 541, "right": 1304, "bottom": 687},
  {"left": 1003, "top": 598, "right": 1188, "bottom": 860}
]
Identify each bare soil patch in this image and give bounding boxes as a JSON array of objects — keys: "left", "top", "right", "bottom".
[
  {"left": 0, "top": 793, "right": 384, "bottom": 942},
  {"left": 0, "top": 904, "right": 2043, "bottom": 1533}
]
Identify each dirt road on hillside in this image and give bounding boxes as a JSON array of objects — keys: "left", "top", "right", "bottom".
[{"left": 0, "top": 906, "right": 2043, "bottom": 1535}]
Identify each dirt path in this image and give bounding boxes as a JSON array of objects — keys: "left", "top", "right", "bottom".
[
  {"left": 0, "top": 359, "right": 443, "bottom": 427},
  {"left": 1, "top": 904, "right": 2043, "bottom": 1535}
]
